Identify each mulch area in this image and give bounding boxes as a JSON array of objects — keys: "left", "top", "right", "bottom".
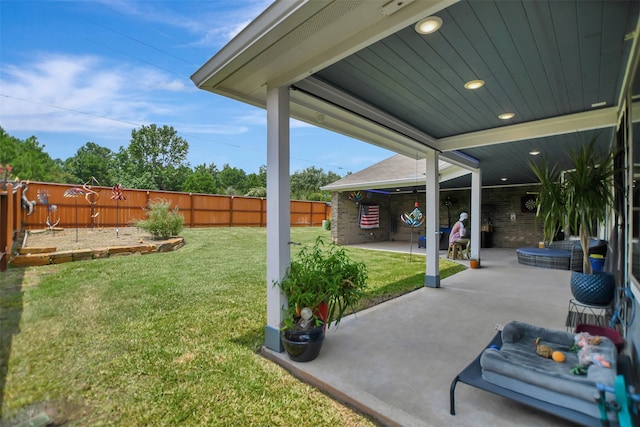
[{"left": 24, "top": 227, "right": 155, "bottom": 251}]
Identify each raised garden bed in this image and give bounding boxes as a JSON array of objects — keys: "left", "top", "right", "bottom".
[{"left": 10, "top": 227, "right": 184, "bottom": 267}]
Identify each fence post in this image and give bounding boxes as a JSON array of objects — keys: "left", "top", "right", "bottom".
[
  {"left": 13, "top": 184, "right": 21, "bottom": 237},
  {"left": 0, "top": 190, "right": 7, "bottom": 271},
  {"left": 8, "top": 182, "right": 15, "bottom": 247},
  {"left": 190, "top": 193, "right": 194, "bottom": 228},
  {"left": 1, "top": 183, "right": 15, "bottom": 271}
]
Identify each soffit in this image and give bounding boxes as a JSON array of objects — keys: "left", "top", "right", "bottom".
[{"left": 192, "top": 0, "right": 640, "bottom": 188}]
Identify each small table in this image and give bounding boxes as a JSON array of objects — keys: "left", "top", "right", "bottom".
[{"left": 565, "top": 299, "right": 613, "bottom": 331}]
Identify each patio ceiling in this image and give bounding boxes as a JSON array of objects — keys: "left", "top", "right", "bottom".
[{"left": 191, "top": 0, "right": 640, "bottom": 188}]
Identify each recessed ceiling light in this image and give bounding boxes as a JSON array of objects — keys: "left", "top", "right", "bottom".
[
  {"left": 415, "top": 16, "right": 442, "bottom": 34},
  {"left": 464, "top": 80, "right": 485, "bottom": 90},
  {"left": 498, "top": 112, "right": 515, "bottom": 120},
  {"left": 591, "top": 101, "right": 607, "bottom": 108},
  {"left": 529, "top": 150, "right": 540, "bottom": 156},
  {"left": 501, "top": 177, "right": 508, "bottom": 182}
]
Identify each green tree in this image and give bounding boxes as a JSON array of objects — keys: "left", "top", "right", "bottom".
[
  {"left": 219, "top": 164, "right": 247, "bottom": 195},
  {"left": 111, "top": 147, "right": 157, "bottom": 190},
  {"left": 290, "top": 166, "right": 342, "bottom": 200},
  {"left": 182, "top": 163, "right": 219, "bottom": 194},
  {"left": 0, "top": 127, "right": 73, "bottom": 183},
  {"left": 63, "top": 142, "right": 114, "bottom": 185},
  {"left": 245, "top": 165, "right": 266, "bottom": 191},
  {"left": 125, "top": 124, "right": 190, "bottom": 191}
]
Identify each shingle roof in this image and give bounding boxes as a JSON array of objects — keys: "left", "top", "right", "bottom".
[{"left": 321, "top": 154, "right": 465, "bottom": 192}]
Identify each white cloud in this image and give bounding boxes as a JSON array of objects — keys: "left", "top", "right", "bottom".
[
  {"left": 95, "top": 0, "right": 274, "bottom": 49},
  {"left": 175, "top": 123, "right": 249, "bottom": 136},
  {"left": 158, "top": 79, "right": 188, "bottom": 92},
  {"left": 0, "top": 54, "right": 195, "bottom": 135}
]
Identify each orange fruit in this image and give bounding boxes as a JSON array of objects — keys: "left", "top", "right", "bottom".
[{"left": 552, "top": 351, "right": 565, "bottom": 363}]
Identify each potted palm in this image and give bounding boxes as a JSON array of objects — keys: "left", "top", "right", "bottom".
[
  {"left": 530, "top": 137, "right": 617, "bottom": 305},
  {"left": 276, "top": 237, "right": 368, "bottom": 362}
]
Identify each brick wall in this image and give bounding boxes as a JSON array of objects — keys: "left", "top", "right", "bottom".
[
  {"left": 440, "top": 186, "right": 543, "bottom": 248},
  {"left": 331, "top": 192, "right": 391, "bottom": 244},
  {"left": 331, "top": 185, "right": 544, "bottom": 248}
]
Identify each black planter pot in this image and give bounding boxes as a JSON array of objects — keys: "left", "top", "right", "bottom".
[
  {"left": 281, "top": 324, "right": 325, "bottom": 362},
  {"left": 570, "top": 271, "right": 615, "bottom": 306}
]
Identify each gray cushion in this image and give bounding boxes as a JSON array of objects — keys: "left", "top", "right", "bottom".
[{"left": 481, "top": 321, "right": 617, "bottom": 403}]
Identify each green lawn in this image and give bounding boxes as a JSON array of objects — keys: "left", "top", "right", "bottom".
[{"left": 0, "top": 227, "right": 464, "bottom": 426}]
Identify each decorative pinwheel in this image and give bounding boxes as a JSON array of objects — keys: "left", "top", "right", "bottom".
[
  {"left": 401, "top": 202, "right": 425, "bottom": 262},
  {"left": 348, "top": 191, "right": 363, "bottom": 204},
  {"left": 111, "top": 184, "right": 126, "bottom": 201},
  {"left": 63, "top": 187, "right": 85, "bottom": 198},
  {"left": 400, "top": 203, "right": 424, "bottom": 228},
  {"left": 64, "top": 187, "right": 85, "bottom": 241},
  {"left": 37, "top": 189, "right": 49, "bottom": 205},
  {"left": 38, "top": 189, "right": 60, "bottom": 231},
  {"left": 82, "top": 177, "right": 101, "bottom": 228},
  {"left": 111, "top": 184, "right": 126, "bottom": 237}
]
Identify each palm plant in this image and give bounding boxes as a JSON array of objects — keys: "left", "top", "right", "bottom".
[{"left": 530, "top": 137, "right": 616, "bottom": 274}]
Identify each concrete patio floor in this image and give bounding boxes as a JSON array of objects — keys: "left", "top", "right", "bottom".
[{"left": 263, "top": 244, "right": 584, "bottom": 426}]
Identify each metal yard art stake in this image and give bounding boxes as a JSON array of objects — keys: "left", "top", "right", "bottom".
[
  {"left": 82, "top": 177, "right": 101, "bottom": 229},
  {"left": 111, "top": 184, "right": 126, "bottom": 238},
  {"left": 37, "top": 190, "right": 60, "bottom": 233},
  {"left": 64, "top": 187, "right": 85, "bottom": 242},
  {"left": 400, "top": 201, "right": 425, "bottom": 261}
]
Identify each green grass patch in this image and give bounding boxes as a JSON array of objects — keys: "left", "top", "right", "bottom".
[{"left": 0, "top": 227, "right": 464, "bottom": 426}]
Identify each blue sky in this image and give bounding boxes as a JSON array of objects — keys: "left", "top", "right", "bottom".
[{"left": 0, "top": 0, "right": 393, "bottom": 176}]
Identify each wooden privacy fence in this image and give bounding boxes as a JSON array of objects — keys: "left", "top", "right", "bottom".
[
  {"left": 0, "top": 182, "right": 331, "bottom": 271},
  {"left": 1, "top": 182, "right": 23, "bottom": 271}
]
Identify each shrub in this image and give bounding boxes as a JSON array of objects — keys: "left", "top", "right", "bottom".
[
  {"left": 244, "top": 187, "right": 266, "bottom": 197},
  {"left": 134, "top": 198, "right": 184, "bottom": 239}
]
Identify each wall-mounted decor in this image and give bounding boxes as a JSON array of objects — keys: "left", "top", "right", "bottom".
[
  {"left": 521, "top": 195, "right": 537, "bottom": 213},
  {"left": 359, "top": 204, "right": 379, "bottom": 229}
]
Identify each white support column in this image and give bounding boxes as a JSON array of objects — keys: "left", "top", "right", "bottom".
[
  {"left": 424, "top": 149, "right": 440, "bottom": 287},
  {"left": 265, "top": 85, "right": 290, "bottom": 352},
  {"left": 470, "top": 168, "right": 482, "bottom": 262}
]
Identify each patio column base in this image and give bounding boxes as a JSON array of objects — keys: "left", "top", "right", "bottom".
[
  {"left": 425, "top": 274, "right": 440, "bottom": 288},
  {"left": 264, "top": 325, "right": 284, "bottom": 352}
]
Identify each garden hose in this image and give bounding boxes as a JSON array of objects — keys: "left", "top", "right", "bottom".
[{"left": 609, "top": 287, "right": 635, "bottom": 329}]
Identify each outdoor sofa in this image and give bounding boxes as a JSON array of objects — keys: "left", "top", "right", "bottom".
[{"left": 516, "top": 239, "right": 607, "bottom": 271}]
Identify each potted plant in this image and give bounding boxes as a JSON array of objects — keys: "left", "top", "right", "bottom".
[
  {"left": 276, "top": 237, "right": 368, "bottom": 362},
  {"left": 529, "top": 137, "right": 617, "bottom": 305}
]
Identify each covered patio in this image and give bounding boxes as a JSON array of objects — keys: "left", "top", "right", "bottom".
[
  {"left": 264, "top": 247, "right": 576, "bottom": 426},
  {"left": 192, "top": 0, "right": 640, "bottom": 424}
]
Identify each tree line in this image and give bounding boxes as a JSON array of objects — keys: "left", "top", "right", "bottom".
[{"left": 0, "top": 125, "right": 344, "bottom": 201}]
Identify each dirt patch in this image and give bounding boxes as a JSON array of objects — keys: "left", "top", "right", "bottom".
[{"left": 24, "top": 227, "right": 156, "bottom": 252}]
